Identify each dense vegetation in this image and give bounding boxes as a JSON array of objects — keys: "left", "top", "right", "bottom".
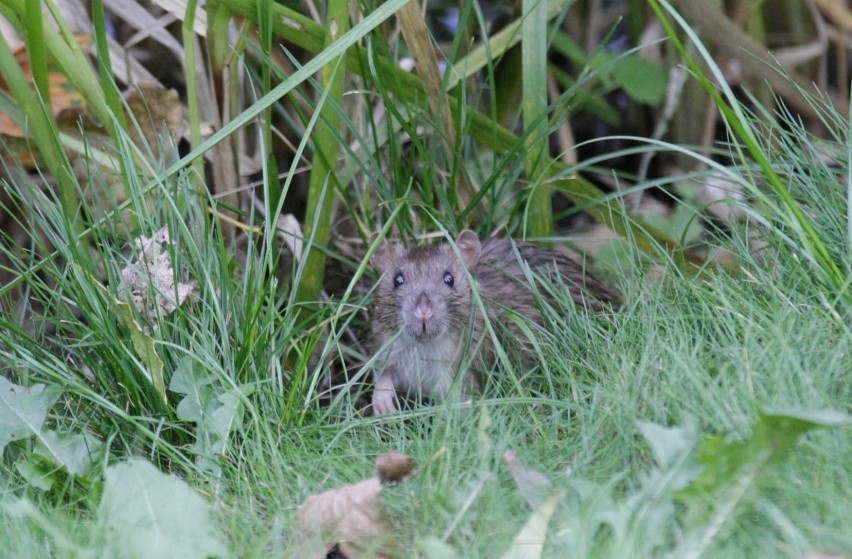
[{"left": 0, "top": 0, "right": 849, "bottom": 557}]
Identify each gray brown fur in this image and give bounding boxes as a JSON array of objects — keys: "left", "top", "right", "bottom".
[{"left": 368, "top": 230, "right": 620, "bottom": 415}]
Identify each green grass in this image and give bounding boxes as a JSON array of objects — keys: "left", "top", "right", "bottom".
[{"left": 4, "top": 167, "right": 848, "bottom": 556}]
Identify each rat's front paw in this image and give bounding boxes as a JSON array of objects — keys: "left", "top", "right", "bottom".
[{"left": 372, "top": 376, "right": 398, "bottom": 416}]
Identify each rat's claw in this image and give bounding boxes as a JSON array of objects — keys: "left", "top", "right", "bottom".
[{"left": 372, "top": 375, "right": 398, "bottom": 416}]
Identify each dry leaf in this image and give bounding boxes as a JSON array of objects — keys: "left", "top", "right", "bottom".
[
  {"left": 296, "top": 452, "right": 416, "bottom": 558},
  {"left": 0, "top": 37, "right": 89, "bottom": 165},
  {"left": 120, "top": 227, "right": 195, "bottom": 318},
  {"left": 499, "top": 491, "right": 565, "bottom": 559},
  {"left": 124, "top": 83, "right": 186, "bottom": 159},
  {"left": 375, "top": 451, "right": 415, "bottom": 485}
]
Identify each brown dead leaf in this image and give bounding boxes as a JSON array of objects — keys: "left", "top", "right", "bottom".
[
  {"left": 124, "top": 83, "right": 186, "bottom": 159},
  {"left": 296, "top": 452, "right": 416, "bottom": 558},
  {"left": 120, "top": 227, "right": 195, "bottom": 318},
  {"left": 375, "top": 451, "right": 415, "bottom": 485},
  {"left": 0, "top": 37, "right": 89, "bottom": 165}
]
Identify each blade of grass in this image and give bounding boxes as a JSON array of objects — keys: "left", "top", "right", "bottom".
[
  {"left": 294, "top": 0, "right": 350, "bottom": 308},
  {"left": 397, "top": 0, "right": 459, "bottom": 177},
  {"left": 257, "top": 0, "right": 282, "bottom": 212},
  {"left": 444, "top": 0, "right": 571, "bottom": 91},
  {"left": 154, "top": 0, "right": 410, "bottom": 188},
  {"left": 2, "top": 0, "right": 111, "bottom": 136},
  {"left": 522, "top": 0, "right": 552, "bottom": 238},
  {"left": 24, "top": 0, "right": 48, "bottom": 100},
  {"left": 205, "top": 0, "right": 242, "bottom": 241},
  {"left": 182, "top": 0, "right": 208, "bottom": 209},
  {"left": 92, "top": 0, "right": 132, "bottom": 198},
  {"left": 0, "top": 29, "right": 77, "bottom": 222}
]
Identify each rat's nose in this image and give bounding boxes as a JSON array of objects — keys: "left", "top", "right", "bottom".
[{"left": 414, "top": 293, "right": 433, "bottom": 322}]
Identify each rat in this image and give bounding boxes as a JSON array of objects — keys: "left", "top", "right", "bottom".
[{"left": 368, "top": 229, "right": 620, "bottom": 416}]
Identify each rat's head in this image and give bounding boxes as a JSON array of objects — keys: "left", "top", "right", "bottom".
[{"left": 371, "top": 230, "right": 482, "bottom": 343}]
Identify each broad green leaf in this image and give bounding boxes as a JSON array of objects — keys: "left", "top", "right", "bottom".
[
  {"left": 643, "top": 204, "right": 703, "bottom": 245},
  {"left": 636, "top": 418, "right": 702, "bottom": 491},
  {"left": 170, "top": 358, "right": 243, "bottom": 474},
  {"left": 0, "top": 377, "right": 60, "bottom": 453},
  {"left": 668, "top": 408, "right": 850, "bottom": 559},
  {"left": 98, "top": 458, "right": 228, "bottom": 559},
  {"left": 15, "top": 458, "right": 56, "bottom": 491},
  {"left": 611, "top": 55, "right": 668, "bottom": 105},
  {"left": 171, "top": 357, "right": 218, "bottom": 423},
  {"left": 33, "top": 430, "right": 103, "bottom": 478}
]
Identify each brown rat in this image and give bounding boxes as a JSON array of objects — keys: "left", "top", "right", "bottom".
[{"left": 368, "top": 230, "right": 620, "bottom": 415}]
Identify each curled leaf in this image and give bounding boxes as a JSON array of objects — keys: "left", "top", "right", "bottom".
[
  {"left": 376, "top": 451, "right": 415, "bottom": 484},
  {"left": 296, "top": 452, "right": 415, "bottom": 558}
]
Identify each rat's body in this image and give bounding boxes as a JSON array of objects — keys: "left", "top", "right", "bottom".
[{"left": 369, "top": 230, "right": 619, "bottom": 415}]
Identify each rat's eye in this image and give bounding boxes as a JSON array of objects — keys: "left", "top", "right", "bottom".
[
  {"left": 443, "top": 271, "right": 455, "bottom": 287},
  {"left": 393, "top": 272, "right": 405, "bottom": 288}
]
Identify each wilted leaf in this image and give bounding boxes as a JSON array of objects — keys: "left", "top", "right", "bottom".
[
  {"left": 124, "top": 83, "right": 186, "bottom": 158},
  {"left": 120, "top": 226, "right": 196, "bottom": 318},
  {"left": 297, "top": 477, "right": 395, "bottom": 559},
  {"left": 98, "top": 459, "right": 228, "bottom": 559},
  {"left": 0, "top": 377, "right": 60, "bottom": 453},
  {"left": 0, "top": 37, "right": 88, "bottom": 152},
  {"left": 82, "top": 263, "right": 168, "bottom": 402},
  {"left": 375, "top": 451, "right": 415, "bottom": 484},
  {"left": 500, "top": 490, "right": 565, "bottom": 559},
  {"left": 111, "top": 297, "right": 167, "bottom": 402},
  {"left": 296, "top": 452, "right": 415, "bottom": 558}
]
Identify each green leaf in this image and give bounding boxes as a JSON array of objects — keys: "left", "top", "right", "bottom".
[
  {"left": 643, "top": 205, "right": 703, "bottom": 245},
  {"left": 0, "top": 377, "right": 60, "bottom": 453},
  {"left": 98, "top": 458, "right": 228, "bottom": 559},
  {"left": 33, "top": 430, "right": 103, "bottom": 479},
  {"left": 15, "top": 458, "right": 56, "bottom": 491},
  {"left": 170, "top": 358, "right": 243, "bottom": 474},
  {"left": 111, "top": 296, "right": 166, "bottom": 403},
  {"left": 636, "top": 418, "right": 702, "bottom": 490},
  {"left": 611, "top": 55, "right": 668, "bottom": 105},
  {"left": 87, "top": 272, "right": 167, "bottom": 403},
  {"left": 669, "top": 408, "right": 850, "bottom": 559},
  {"left": 171, "top": 358, "right": 218, "bottom": 423}
]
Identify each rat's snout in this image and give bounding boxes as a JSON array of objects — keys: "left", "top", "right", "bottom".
[{"left": 413, "top": 292, "right": 433, "bottom": 322}]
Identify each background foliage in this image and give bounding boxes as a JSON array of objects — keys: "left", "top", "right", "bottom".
[{"left": 0, "top": 0, "right": 849, "bottom": 556}]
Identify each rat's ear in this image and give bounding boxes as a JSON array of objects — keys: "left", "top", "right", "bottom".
[
  {"left": 370, "top": 233, "right": 402, "bottom": 271},
  {"left": 455, "top": 229, "right": 481, "bottom": 269}
]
